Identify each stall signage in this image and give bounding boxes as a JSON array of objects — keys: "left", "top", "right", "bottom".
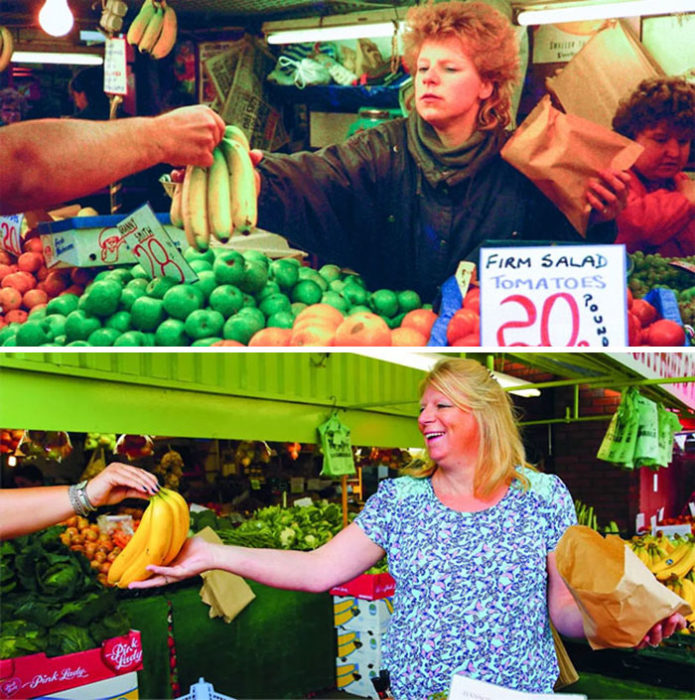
[
  {"left": 0, "top": 214, "right": 23, "bottom": 256},
  {"left": 612, "top": 352, "right": 695, "bottom": 409},
  {"left": 104, "top": 38, "right": 128, "bottom": 96},
  {"left": 117, "top": 204, "right": 197, "bottom": 282},
  {"left": 532, "top": 23, "right": 598, "bottom": 64},
  {"left": 479, "top": 245, "right": 627, "bottom": 347}
]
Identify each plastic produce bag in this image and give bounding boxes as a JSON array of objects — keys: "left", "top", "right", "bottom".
[
  {"left": 556, "top": 525, "right": 691, "bottom": 649},
  {"left": 633, "top": 393, "right": 660, "bottom": 468},
  {"left": 596, "top": 387, "right": 640, "bottom": 468},
  {"left": 657, "top": 404, "right": 682, "bottom": 468},
  {"left": 500, "top": 94, "right": 643, "bottom": 235},
  {"left": 318, "top": 412, "right": 356, "bottom": 478},
  {"left": 427, "top": 275, "right": 462, "bottom": 347}
]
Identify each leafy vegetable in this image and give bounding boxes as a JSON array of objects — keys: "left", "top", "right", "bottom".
[{"left": 46, "top": 624, "right": 94, "bottom": 657}]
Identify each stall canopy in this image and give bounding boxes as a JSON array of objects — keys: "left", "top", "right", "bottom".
[{"left": 1, "top": 352, "right": 694, "bottom": 447}]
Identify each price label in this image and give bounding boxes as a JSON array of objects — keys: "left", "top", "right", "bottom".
[
  {"left": 479, "top": 245, "right": 627, "bottom": 347},
  {"left": 117, "top": 204, "right": 197, "bottom": 282},
  {"left": 454, "top": 261, "right": 476, "bottom": 299},
  {"left": 104, "top": 38, "right": 128, "bottom": 96},
  {"left": 0, "top": 214, "right": 24, "bottom": 257}
]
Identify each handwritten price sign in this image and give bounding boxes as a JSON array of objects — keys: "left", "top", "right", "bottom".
[
  {"left": 117, "top": 204, "right": 197, "bottom": 283},
  {"left": 479, "top": 245, "right": 627, "bottom": 347},
  {"left": 0, "top": 214, "right": 24, "bottom": 257}
]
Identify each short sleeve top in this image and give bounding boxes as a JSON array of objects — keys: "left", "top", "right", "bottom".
[{"left": 354, "top": 467, "right": 577, "bottom": 699}]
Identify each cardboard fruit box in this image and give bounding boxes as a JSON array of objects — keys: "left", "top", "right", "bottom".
[
  {"left": 330, "top": 572, "right": 396, "bottom": 601},
  {"left": 0, "top": 630, "right": 143, "bottom": 699}
]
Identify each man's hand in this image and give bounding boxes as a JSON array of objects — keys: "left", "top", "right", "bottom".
[{"left": 153, "top": 105, "right": 226, "bottom": 168}]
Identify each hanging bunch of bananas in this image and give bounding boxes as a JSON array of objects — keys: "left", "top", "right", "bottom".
[
  {"left": 171, "top": 125, "right": 257, "bottom": 250},
  {"left": 0, "top": 26, "right": 13, "bottom": 72},
  {"left": 126, "top": 0, "right": 177, "bottom": 59},
  {"left": 153, "top": 447, "right": 184, "bottom": 491},
  {"left": 107, "top": 487, "right": 190, "bottom": 588},
  {"left": 663, "top": 573, "right": 695, "bottom": 634},
  {"left": 574, "top": 498, "right": 598, "bottom": 531}
]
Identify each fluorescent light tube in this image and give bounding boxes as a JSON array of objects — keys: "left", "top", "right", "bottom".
[
  {"left": 516, "top": 0, "right": 695, "bottom": 25},
  {"left": 11, "top": 51, "right": 104, "bottom": 65},
  {"left": 267, "top": 21, "right": 404, "bottom": 45}
]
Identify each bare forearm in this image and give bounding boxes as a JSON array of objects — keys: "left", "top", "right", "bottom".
[
  {"left": 549, "top": 597, "right": 586, "bottom": 639},
  {"left": 0, "top": 487, "right": 75, "bottom": 540}
]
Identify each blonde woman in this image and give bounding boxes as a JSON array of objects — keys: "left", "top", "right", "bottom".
[
  {"left": 248, "top": 1, "right": 628, "bottom": 303},
  {"left": 132, "top": 358, "right": 683, "bottom": 697}
]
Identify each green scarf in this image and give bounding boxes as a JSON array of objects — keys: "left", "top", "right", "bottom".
[{"left": 406, "top": 111, "right": 506, "bottom": 187}]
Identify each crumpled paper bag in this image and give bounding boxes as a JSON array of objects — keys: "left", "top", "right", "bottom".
[
  {"left": 555, "top": 525, "right": 691, "bottom": 649},
  {"left": 196, "top": 526, "right": 255, "bottom": 623},
  {"left": 501, "top": 94, "right": 643, "bottom": 236}
]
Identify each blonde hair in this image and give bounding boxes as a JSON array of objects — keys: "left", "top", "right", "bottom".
[
  {"left": 404, "top": 357, "right": 532, "bottom": 497},
  {"left": 402, "top": 1, "right": 520, "bottom": 131}
]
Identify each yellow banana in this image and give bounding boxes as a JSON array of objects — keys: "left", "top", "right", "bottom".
[
  {"left": 169, "top": 181, "right": 183, "bottom": 228},
  {"left": 336, "top": 664, "right": 357, "bottom": 688},
  {"left": 150, "top": 4, "right": 177, "bottom": 60},
  {"left": 180, "top": 165, "right": 197, "bottom": 249},
  {"left": 224, "top": 124, "right": 251, "bottom": 152},
  {"left": 117, "top": 493, "right": 173, "bottom": 587},
  {"left": 126, "top": 0, "right": 156, "bottom": 46},
  {"left": 207, "top": 146, "right": 233, "bottom": 242},
  {"left": 138, "top": 5, "right": 165, "bottom": 54},
  {"left": 159, "top": 487, "right": 189, "bottom": 565},
  {"left": 219, "top": 138, "right": 257, "bottom": 235},
  {"left": 650, "top": 539, "right": 693, "bottom": 575},
  {"left": 107, "top": 499, "right": 155, "bottom": 585},
  {"left": 679, "top": 576, "right": 695, "bottom": 612},
  {"left": 188, "top": 165, "right": 211, "bottom": 250},
  {"left": 0, "top": 26, "right": 14, "bottom": 73},
  {"left": 656, "top": 542, "right": 695, "bottom": 581}
]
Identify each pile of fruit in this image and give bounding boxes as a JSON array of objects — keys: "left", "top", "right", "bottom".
[
  {"left": 0, "top": 429, "right": 23, "bottom": 455},
  {"left": 628, "top": 532, "right": 695, "bottom": 634},
  {"left": 627, "top": 288, "right": 686, "bottom": 346},
  {"left": 0, "top": 246, "right": 446, "bottom": 347},
  {"left": 628, "top": 252, "right": 695, "bottom": 329}
]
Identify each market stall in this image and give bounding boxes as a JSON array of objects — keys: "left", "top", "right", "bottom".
[{"left": 1, "top": 351, "right": 694, "bottom": 698}]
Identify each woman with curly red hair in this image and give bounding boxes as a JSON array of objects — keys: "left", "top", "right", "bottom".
[
  {"left": 251, "top": 1, "right": 627, "bottom": 303},
  {"left": 612, "top": 76, "right": 695, "bottom": 257}
]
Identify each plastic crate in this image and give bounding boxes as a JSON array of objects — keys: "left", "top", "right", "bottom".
[{"left": 644, "top": 288, "right": 690, "bottom": 346}]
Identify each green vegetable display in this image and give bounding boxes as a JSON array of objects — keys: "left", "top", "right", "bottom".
[{"left": 0, "top": 527, "right": 131, "bottom": 659}]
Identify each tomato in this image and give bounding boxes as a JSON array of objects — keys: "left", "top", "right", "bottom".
[
  {"left": 631, "top": 298, "right": 658, "bottom": 327},
  {"left": 462, "top": 287, "right": 480, "bottom": 314},
  {"left": 626, "top": 287, "right": 633, "bottom": 310},
  {"left": 446, "top": 308, "right": 480, "bottom": 345},
  {"left": 627, "top": 312, "right": 642, "bottom": 346},
  {"left": 643, "top": 319, "right": 685, "bottom": 346}
]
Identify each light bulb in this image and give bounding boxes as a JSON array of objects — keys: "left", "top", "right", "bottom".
[{"left": 39, "top": 0, "right": 74, "bottom": 37}]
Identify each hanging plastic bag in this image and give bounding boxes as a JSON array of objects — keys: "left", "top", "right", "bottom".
[
  {"left": 633, "top": 393, "right": 660, "bottom": 468},
  {"left": 596, "top": 387, "right": 640, "bottom": 468},
  {"left": 318, "top": 412, "right": 356, "bottom": 478},
  {"left": 656, "top": 404, "right": 682, "bottom": 468}
]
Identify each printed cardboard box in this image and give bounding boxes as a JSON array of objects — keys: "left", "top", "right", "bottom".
[
  {"left": 330, "top": 572, "right": 396, "bottom": 601},
  {"left": 333, "top": 596, "right": 393, "bottom": 634},
  {"left": 0, "top": 630, "right": 143, "bottom": 699}
]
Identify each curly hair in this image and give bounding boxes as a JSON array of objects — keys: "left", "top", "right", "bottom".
[
  {"left": 402, "top": 1, "right": 520, "bottom": 131},
  {"left": 612, "top": 76, "right": 695, "bottom": 140},
  {"left": 402, "top": 358, "right": 533, "bottom": 498}
]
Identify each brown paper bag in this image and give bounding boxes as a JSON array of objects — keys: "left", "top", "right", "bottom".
[
  {"left": 501, "top": 94, "right": 643, "bottom": 236},
  {"left": 195, "top": 526, "right": 256, "bottom": 623},
  {"left": 555, "top": 525, "right": 691, "bottom": 650}
]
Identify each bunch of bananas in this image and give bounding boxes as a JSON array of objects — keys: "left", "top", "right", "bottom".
[
  {"left": 0, "top": 26, "right": 13, "bottom": 72},
  {"left": 171, "top": 125, "right": 257, "bottom": 250},
  {"left": 107, "top": 487, "right": 189, "bottom": 588},
  {"left": 126, "top": 0, "right": 177, "bottom": 59},
  {"left": 153, "top": 447, "right": 184, "bottom": 491},
  {"left": 630, "top": 533, "right": 695, "bottom": 633},
  {"left": 574, "top": 498, "right": 598, "bottom": 531}
]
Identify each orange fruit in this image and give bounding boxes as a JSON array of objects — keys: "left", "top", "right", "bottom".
[
  {"left": 391, "top": 327, "right": 427, "bottom": 346},
  {"left": 248, "top": 327, "right": 292, "bottom": 347},
  {"left": 334, "top": 312, "right": 391, "bottom": 346},
  {"left": 290, "top": 324, "right": 335, "bottom": 346},
  {"left": 401, "top": 308, "right": 438, "bottom": 339},
  {"left": 446, "top": 308, "right": 479, "bottom": 345},
  {"left": 293, "top": 303, "right": 344, "bottom": 330}
]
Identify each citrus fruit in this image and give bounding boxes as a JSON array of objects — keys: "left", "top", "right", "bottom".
[
  {"left": 334, "top": 312, "right": 391, "bottom": 346},
  {"left": 209, "top": 284, "right": 244, "bottom": 318},
  {"left": 291, "top": 279, "right": 323, "bottom": 305},
  {"left": 162, "top": 284, "right": 204, "bottom": 320},
  {"left": 368, "top": 289, "right": 399, "bottom": 318},
  {"left": 248, "top": 327, "right": 292, "bottom": 347}
]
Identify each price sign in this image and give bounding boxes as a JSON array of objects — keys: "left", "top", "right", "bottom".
[
  {"left": 104, "top": 38, "right": 128, "bottom": 96},
  {"left": 479, "top": 245, "right": 627, "bottom": 347},
  {"left": 117, "top": 204, "right": 198, "bottom": 282},
  {"left": 0, "top": 214, "right": 24, "bottom": 257}
]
